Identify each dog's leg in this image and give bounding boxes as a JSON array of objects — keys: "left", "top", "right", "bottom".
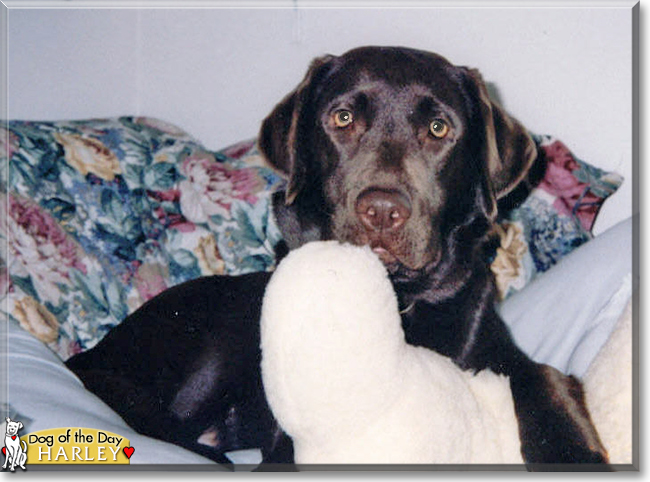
[
  {"left": 68, "top": 369, "right": 236, "bottom": 464},
  {"left": 18, "top": 445, "right": 27, "bottom": 470},
  {"left": 470, "top": 311, "right": 609, "bottom": 467},
  {"left": 255, "top": 426, "right": 295, "bottom": 471},
  {"left": 476, "top": 309, "right": 610, "bottom": 467},
  {"left": 509, "top": 361, "right": 609, "bottom": 469},
  {"left": 402, "top": 271, "right": 610, "bottom": 468}
]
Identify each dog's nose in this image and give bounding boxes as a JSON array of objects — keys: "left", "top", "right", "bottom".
[{"left": 355, "top": 188, "right": 412, "bottom": 232}]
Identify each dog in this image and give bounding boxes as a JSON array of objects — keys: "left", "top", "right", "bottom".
[
  {"left": 3, "top": 418, "right": 27, "bottom": 471},
  {"left": 66, "top": 46, "right": 608, "bottom": 470}
]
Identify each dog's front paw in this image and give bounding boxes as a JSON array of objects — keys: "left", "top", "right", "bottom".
[
  {"left": 511, "top": 364, "right": 609, "bottom": 469},
  {"left": 519, "top": 420, "right": 609, "bottom": 470}
]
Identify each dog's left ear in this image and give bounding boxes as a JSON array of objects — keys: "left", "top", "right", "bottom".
[{"left": 463, "top": 68, "right": 537, "bottom": 199}]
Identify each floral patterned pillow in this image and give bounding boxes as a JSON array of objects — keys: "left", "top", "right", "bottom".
[
  {"left": 0, "top": 118, "right": 623, "bottom": 361},
  {"left": 1, "top": 117, "right": 283, "bottom": 359},
  {"left": 490, "top": 135, "right": 624, "bottom": 300}
]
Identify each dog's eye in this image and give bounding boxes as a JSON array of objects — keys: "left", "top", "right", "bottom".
[
  {"left": 429, "top": 119, "right": 449, "bottom": 138},
  {"left": 333, "top": 110, "right": 354, "bottom": 128}
]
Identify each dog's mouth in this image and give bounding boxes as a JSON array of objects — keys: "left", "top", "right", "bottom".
[
  {"left": 369, "top": 240, "right": 398, "bottom": 265},
  {"left": 331, "top": 192, "right": 440, "bottom": 273},
  {"left": 361, "top": 233, "right": 440, "bottom": 276},
  {"left": 336, "top": 216, "right": 438, "bottom": 273}
]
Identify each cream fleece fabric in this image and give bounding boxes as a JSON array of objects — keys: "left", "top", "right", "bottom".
[
  {"left": 583, "top": 300, "right": 633, "bottom": 464},
  {"left": 260, "top": 241, "right": 631, "bottom": 465}
]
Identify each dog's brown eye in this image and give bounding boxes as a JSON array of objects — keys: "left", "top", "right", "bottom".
[
  {"left": 333, "top": 110, "right": 354, "bottom": 128},
  {"left": 429, "top": 119, "right": 449, "bottom": 138}
]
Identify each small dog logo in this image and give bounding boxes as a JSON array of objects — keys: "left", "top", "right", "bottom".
[{"left": 3, "top": 417, "right": 27, "bottom": 471}]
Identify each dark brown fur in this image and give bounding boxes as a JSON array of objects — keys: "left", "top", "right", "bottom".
[{"left": 67, "top": 46, "right": 607, "bottom": 470}]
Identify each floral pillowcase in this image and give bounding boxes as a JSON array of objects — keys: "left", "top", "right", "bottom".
[
  {"left": 2, "top": 117, "right": 284, "bottom": 359},
  {"left": 491, "top": 134, "right": 624, "bottom": 299},
  {"left": 0, "top": 118, "right": 623, "bottom": 361}
]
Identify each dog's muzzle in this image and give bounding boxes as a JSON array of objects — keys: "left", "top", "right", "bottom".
[{"left": 355, "top": 188, "right": 412, "bottom": 262}]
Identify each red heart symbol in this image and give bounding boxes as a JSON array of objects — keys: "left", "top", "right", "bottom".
[
  {"left": 123, "top": 446, "right": 134, "bottom": 459},
  {"left": 2, "top": 447, "right": 5, "bottom": 455},
  {"left": 11, "top": 436, "right": 16, "bottom": 441}
]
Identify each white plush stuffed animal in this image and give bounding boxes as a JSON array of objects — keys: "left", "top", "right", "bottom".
[{"left": 260, "top": 241, "right": 632, "bottom": 466}]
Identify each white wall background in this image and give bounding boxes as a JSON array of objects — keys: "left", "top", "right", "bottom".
[{"left": 6, "top": 2, "right": 635, "bottom": 233}]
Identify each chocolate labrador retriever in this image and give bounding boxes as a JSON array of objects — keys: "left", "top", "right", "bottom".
[{"left": 66, "top": 46, "right": 608, "bottom": 469}]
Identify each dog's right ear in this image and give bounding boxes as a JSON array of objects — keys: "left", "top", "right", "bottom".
[{"left": 258, "top": 54, "right": 336, "bottom": 205}]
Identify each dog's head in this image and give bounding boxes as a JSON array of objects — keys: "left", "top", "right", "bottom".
[
  {"left": 260, "top": 46, "right": 536, "bottom": 275},
  {"left": 5, "top": 418, "right": 23, "bottom": 437}
]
